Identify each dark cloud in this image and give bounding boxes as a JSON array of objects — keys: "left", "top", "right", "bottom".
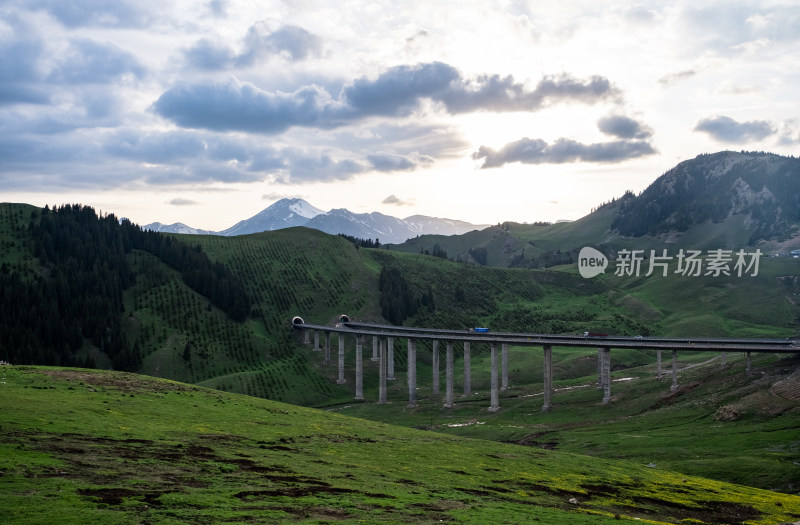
[
  {"left": 152, "top": 80, "right": 338, "bottom": 133},
  {"left": 183, "top": 39, "right": 238, "bottom": 70},
  {"left": 342, "top": 62, "right": 460, "bottom": 117},
  {"left": 206, "top": 0, "right": 228, "bottom": 17},
  {"left": 279, "top": 148, "right": 366, "bottom": 183},
  {"left": 183, "top": 24, "right": 322, "bottom": 70},
  {"left": 103, "top": 131, "right": 207, "bottom": 163},
  {"left": 0, "top": 22, "right": 143, "bottom": 122},
  {"left": 0, "top": 85, "right": 50, "bottom": 106},
  {"left": 597, "top": 115, "right": 653, "bottom": 139},
  {"left": 0, "top": 23, "right": 42, "bottom": 82},
  {"left": 240, "top": 24, "right": 322, "bottom": 63},
  {"left": 693, "top": 115, "right": 775, "bottom": 143},
  {"left": 155, "top": 62, "right": 618, "bottom": 134},
  {"left": 0, "top": 18, "right": 50, "bottom": 105},
  {"left": 473, "top": 137, "right": 656, "bottom": 168},
  {"left": 342, "top": 62, "right": 618, "bottom": 116},
  {"left": 441, "top": 73, "right": 618, "bottom": 114},
  {"left": 367, "top": 152, "right": 417, "bottom": 172},
  {"left": 48, "top": 38, "right": 146, "bottom": 84},
  {"left": 28, "top": 0, "right": 154, "bottom": 28}
]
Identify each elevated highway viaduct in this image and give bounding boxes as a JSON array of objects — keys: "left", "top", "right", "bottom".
[{"left": 291, "top": 316, "right": 799, "bottom": 412}]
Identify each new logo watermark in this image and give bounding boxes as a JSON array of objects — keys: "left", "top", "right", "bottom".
[
  {"left": 578, "top": 247, "right": 608, "bottom": 278},
  {"left": 578, "top": 247, "right": 762, "bottom": 279}
]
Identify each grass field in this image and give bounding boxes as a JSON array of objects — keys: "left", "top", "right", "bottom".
[
  {"left": 2, "top": 365, "right": 799, "bottom": 524},
  {"left": 320, "top": 344, "right": 800, "bottom": 495}
]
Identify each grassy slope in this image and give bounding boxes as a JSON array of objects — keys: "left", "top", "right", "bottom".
[
  {"left": 389, "top": 203, "right": 788, "bottom": 268},
  {"left": 2, "top": 365, "right": 799, "bottom": 524},
  {"left": 119, "top": 227, "right": 386, "bottom": 406},
  {"left": 333, "top": 346, "right": 800, "bottom": 494}
]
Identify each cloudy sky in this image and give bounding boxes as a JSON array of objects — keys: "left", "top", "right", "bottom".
[{"left": 2, "top": 1, "right": 799, "bottom": 230}]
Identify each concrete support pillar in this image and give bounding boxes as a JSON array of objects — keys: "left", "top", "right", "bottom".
[
  {"left": 602, "top": 347, "right": 611, "bottom": 404},
  {"left": 337, "top": 333, "right": 346, "bottom": 384},
  {"left": 656, "top": 349, "right": 662, "bottom": 379},
  {"left": 313, "top": 330, "right": 320, "bottom": 352},
  {"left": 304, "top": 329, "right": 310, "bottom": 344},
  {"left": 355, "top": 336, "right": 363, "bottom": 400},
  {"left": 489, "top": 344, "right": 500, "bottom": 412},
  {"left": 671, "top": 349, "right": 678, "bottom": 391},
  {"left": 388, "top": 337, "right": 395, "bottom": 380},
  {"left": 721, "top": 351, "right": 727, "bottom": 366},
  {"left": 597, "top": 348, "right": 604, "bottom": 389},
  {"left": 407, "top": 339, "right": 417, "bottom": 408},
  {"left": 746, "top": 351, "right": 751, "bottom": 376},
  {"left": 542, "top": 345, "right": 553, "bottom": 412},
  {"left": 444, "top": 342, "right": 454, "bottom": 408},
  {"left": 371, "top": 336, "right": 379, "bottom": 362},
  {"left": 378, "top": 339, "right": 387, "bottom": 404},
  {"left": 324, "top": 332, "right": 331, "bottom": 365},
  {"left": 501, "top": 343, "right": 509, "bottom": 391},
  {"left": 432, "top": 340, "right": 440, "bottom": 396},
  {"left": 463, "top": 342, "right": 471, "bottom": 397}
]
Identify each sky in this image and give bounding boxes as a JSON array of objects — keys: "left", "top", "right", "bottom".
[{"left": 2, "top": 0, "right": 799, "bottom": 231}]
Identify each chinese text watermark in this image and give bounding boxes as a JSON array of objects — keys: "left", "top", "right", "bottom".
[{"left": 578, "top": 247, "right": 762, "bottom": 279}]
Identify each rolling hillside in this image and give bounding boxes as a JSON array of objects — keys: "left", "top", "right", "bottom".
[{"left": 2, "top": 365, "right": 799, "bottom": 524}]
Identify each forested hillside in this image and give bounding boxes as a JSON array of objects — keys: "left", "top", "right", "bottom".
[
  {"left": 610, "top": 151, "right": 800, "bottom": 240},
  {"left": 0, "top": 204, "right": 249, "bottom": 370}
]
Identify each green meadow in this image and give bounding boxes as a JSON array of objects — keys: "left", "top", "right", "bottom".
[{"left": 2, "top": 365, "right": 799, "bottom": 524}]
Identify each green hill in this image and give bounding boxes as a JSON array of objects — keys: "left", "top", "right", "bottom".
[{"left": 2, "top": 365, "right": 799, "bottom": 524}]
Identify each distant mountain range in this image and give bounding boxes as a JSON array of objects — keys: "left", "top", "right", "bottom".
[{"left": 143, "top": 198, "right": 489, "bottom": 244}]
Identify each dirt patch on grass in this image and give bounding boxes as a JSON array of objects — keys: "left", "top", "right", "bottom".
[
  {"left": 610, "top": 496, "right": 763, "bottom": 524},
  {"left": 272, "top": 505, "right": 356, "bottom": 521},
  {"left": 772, "top": 369, "right": 800, "bottom": 402},
  {"left": 515, "top": 431, "right": 559, "bottom": 450},
  {"left": 78, "top": 487, "right": 163, "bottom": 506},
  {"left": 36, "top": 368, "right": 197, "bottom": 394}
]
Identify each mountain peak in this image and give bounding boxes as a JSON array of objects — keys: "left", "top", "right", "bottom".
[
  {"left": 610, "top": 150, "right": 800, "bottom": 242},
  {"left": 217, "top": 198, "right": 323, "bottom": 236}
]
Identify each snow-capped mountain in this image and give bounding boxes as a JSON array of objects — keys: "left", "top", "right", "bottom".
[
  {"left": 305, "top": 209, "right": 418, "bottom": 244},
  {"left": 144, "top": 198, "right": 488, "bottom": 243},
  {"left": 143, "top": 222, "right": 215, "bottom": 235},
  {"left": 403, "top": 215, "right": 484, "bottom": 237},
  {"left": 217, "top": 198, "right": 323, "bottom": 236}
]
